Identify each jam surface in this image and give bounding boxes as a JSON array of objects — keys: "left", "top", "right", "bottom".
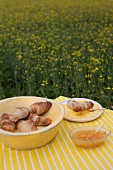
[{"left": 72, "top": 130, "right": 106, "bottom": 141}]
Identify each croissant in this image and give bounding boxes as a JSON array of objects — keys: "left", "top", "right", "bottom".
[
  {"left": 82, "top": 101, "right": 94, "bottom": 110},
  {"left": 27, "top": 113, "right": 52, "bottom": 126},
  {"left": 67, "top": 100, "right": 85, "bottom": 112},
  {"left": 9, "top": 107, "right": 30, "bottom": 122},
  {"left": 16, "top": 120, "right": 37, "bottom": 132},
  {"left": 29, "top": 101, "right": 52, "bottom": 115},
  {"left": 67, "top": 100, "right": 94, "bottom": 112},
  {"left": 0, "top": 113, "right": 15, "bottom": 132}
]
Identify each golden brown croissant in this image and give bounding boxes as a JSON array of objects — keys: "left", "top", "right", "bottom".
[
  {"left": 67, "top": 100, "right": 85, "bottom": 112},
  {"left": 0, "top": 113, "right": 15, "bottom": 132},
  {"left": 9, "top": 107, "right": 30, "bottom": 122},
  {"left": 29, "top": 101, "right": 52, "bottom": 115},
  {"left": 27, "top": 113, "right": 52, "bottom": 126},
  {"left": 67, "top": 100, "right": 94, "bottom": 112},
  {"left": 82, "top": 101, "right": 94, "bottom": 110},
  {"left": 16, "top": 120, "right": 37, "bottom": 132}
]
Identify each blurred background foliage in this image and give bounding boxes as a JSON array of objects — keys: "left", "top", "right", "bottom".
[{"left": 0, "top": 0, "right": 113, "bottom": 107}]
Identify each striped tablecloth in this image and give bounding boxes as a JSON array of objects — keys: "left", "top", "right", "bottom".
[{"left": 1, "top": 96, "right": 113, "bottom": 170}]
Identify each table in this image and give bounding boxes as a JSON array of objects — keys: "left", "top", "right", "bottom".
[{"left": 1, "top": 96, "right": 113, "bottom": 170}]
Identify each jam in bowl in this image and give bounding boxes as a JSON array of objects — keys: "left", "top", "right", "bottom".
[{"left": 69, "top": 126, "right": 111, "bottom": 148}]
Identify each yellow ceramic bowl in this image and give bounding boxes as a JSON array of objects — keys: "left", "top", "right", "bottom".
[
  {"left": 69, "top": 126, "right": 111, "bottom": 148},
  {"left": 0, "top": 96, "right": 64, "bottom": 149}
]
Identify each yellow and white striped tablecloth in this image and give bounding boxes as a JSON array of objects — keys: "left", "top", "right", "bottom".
[{"left": 1, "top": 96, "right": 113, "bottom": 170}]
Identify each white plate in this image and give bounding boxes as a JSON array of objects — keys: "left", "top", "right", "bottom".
[{"left": 60, "top": 98, "right": 103, "bottom": 122}]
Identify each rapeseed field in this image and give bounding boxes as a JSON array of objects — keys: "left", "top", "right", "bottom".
[{"left": 0, "top": 0, "right": 113, "bottom": 107}]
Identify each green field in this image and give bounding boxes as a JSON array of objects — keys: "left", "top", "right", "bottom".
[{"left": 0, "top": 0, "right": 113, "bottom": 107}]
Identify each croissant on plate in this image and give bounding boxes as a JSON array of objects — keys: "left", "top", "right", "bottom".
[
  {"left": 27, "top": 113, "right": 52, "bottom": 126},
  {"left": 67, "top": 100, "right": 94, "bottom": 112},
  {"left": 29, "top": 101, "right": 52, "bottom": 115},
  {"left": 16, "top": 120, "right": 37, "bottom": 132},
  {"left": 82, "top": 101, "right": 94, "bottom": 110},
  {"left": 9, "top": 107, "right": 30, "bottom": 122},
  {"left": 67, "top": 100, "right": 85, "bottom": 112},
  {"left": 0, "top": 113, "right": 15, "bottom": 132}
]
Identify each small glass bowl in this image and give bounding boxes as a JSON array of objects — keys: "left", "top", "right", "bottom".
[{"left": 69, "top": 126, "right": 111, "bottom": 148}]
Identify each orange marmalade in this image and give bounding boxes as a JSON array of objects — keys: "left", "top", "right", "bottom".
[{"left": 72, "top": 130, "right": 106, "bottom": 141}]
